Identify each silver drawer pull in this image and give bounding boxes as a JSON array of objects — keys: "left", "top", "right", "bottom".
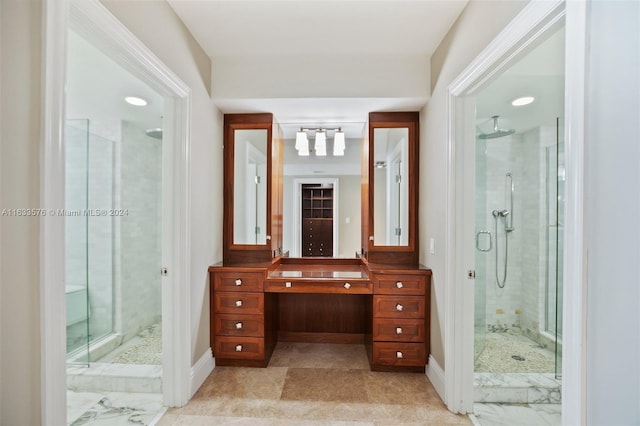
[
  {"left": 235, "top": 344, "right": 243, "bottom": 352},
  {"left": 343, "top": 282, "right": 351, "bottom": 289},
  {"left": 235, "top": 279, "right": 242, "bottom": 286},
  {"left": 285, "top": 281, "right": 292, "bottom": 288},
  {"left": 235, "top": 322, "right": 243, "bottom": 329},
  {"left": 396, "top": 327, "right": 403, "bottom": 334},
  {"left": 396, "top": 281, "right": 404, "bottom": 289},
  {"left": 235, "top": 300, "right": 243, "bottom": 307},
  {"left": 396, "top": 304, "right": 404, "bottom": 312},
  {"left": 396, "top": 351, "right": 404, "bottom": 359}
]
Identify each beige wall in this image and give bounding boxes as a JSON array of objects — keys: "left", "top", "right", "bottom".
[
  {"left": 0, "top": 0, "right": 44, "bottom": 424},
  {"left": 419, "top": 0, "right": 529, "bottom": 368},
  {"left": 100, "top": 0, "right": 223, "bottom": 365}
]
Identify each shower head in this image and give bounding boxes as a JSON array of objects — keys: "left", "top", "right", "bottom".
[
  {"left": 478, "top": 116, "right": 515, "bottom": 139},
  {"left": 145, "top": 128, "right": 163, "bottom": 140}
]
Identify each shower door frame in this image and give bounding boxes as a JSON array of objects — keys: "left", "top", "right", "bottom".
[
  {"left": 41, "top": 0, "right": 193, "bottom": 423},
  {"left": 442, "top": 0, "right": 587, "bottom": 422}
]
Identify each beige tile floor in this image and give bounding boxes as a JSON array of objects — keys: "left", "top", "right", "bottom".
[{"left": 158, "top": 342, "right": 471, "bottom": 425}]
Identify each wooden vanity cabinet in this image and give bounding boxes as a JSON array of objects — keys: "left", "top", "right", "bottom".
[
  {"left": 209, "top": 266, "right": 277, "bottom": 367},
  {"left": 213, "top": 110, "right": 431, "bottom": 371},
  {"left": 369, "top": 268, "right": 431, "bottom": 372}
]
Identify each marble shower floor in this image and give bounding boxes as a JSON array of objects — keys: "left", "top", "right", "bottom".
[
  {"left": 158, "top": 342, "right": 472, "bottom": 425},
  {"left": 475, "top": 333, "right": 556, "bottom": 374}
]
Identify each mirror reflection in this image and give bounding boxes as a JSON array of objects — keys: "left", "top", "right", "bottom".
[
  {"left": 281, "top": 128, "right": 362, "bottom": 258},
  {"left": 373, "top": 128, "right": 409, "bottom": 246},
  {"left": 233, "top": 129, "right": 268, "bottom": 245}
]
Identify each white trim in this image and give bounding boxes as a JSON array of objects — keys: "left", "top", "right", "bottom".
[
  {"left": 190, "top": 348, "right": 215, "bottom": 397},
  {"left": 42, "top": 0, "right": 193, "bottom": 422},
  {"left": 40, "top": 0, "right": 70, "bottom": 424},
  {"left": 292, "top": 178, "right": 340, "bottom": 257},
  {"left": 444, "top": 0, "right": 573, "bottom": 415},
  {"left": 561, "top": 1, "right": 588, "bottom": 424},
  {"left": 426, "top": 355, "right": 446, "bottom": 402}
]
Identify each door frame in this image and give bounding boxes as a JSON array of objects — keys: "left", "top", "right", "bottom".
[
  {"left": 444, "top": 0, "right": 587, "bottom": 422},
  {"left": 41, "top": 0, "right": 192, "bottom": 423},
  {"left": 292, "top": 178, "right": 339, "bottom": 257}
]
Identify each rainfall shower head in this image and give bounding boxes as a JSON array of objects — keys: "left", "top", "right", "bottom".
[
  {"left": 478, "top": 116, "right": 515, "bottom": 139},
  {"left": 145, "top": 128, "right": 163, "bottom": 140}
]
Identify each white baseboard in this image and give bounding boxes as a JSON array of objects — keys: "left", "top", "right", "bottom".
[
  {"left": 190, "top": 348, "right": 215, "bottom": 397},
  {"left": 426, "top": 355, "right": 445, "bottom": 401}
]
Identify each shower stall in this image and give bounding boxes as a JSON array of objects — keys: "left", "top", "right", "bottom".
[
  {"left": 65, "top": 119, "right": 163, "bottom": 367},
  {"left": 473, "top": 118, "right": 564, "bottom": 403}
]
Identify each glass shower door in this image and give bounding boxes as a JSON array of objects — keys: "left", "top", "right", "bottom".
[
  {"left": 65, "top": 120, "right": 116, "bottom": 363},
  {"left": 474, "top": 137, "right": 488, "bottom": 360},
  {"left": 545, "top": 117, "right": 564, "bottom": 379},
  {"left": 65, "top": 120, "right": 90, "bottom": 363}
]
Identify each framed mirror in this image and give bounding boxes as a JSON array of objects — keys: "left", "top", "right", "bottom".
[
  {"left": 233, "top": 129, "right": 268, "bottom": 245},
  {"left": 365, "top": 112, "right": 419, "bottom": 266},
  {"left": 373, "top": 127, "right": 409, "bottom": 246},
  {"left": 280, "top": 126, "right": 363, "bottom": 259}
]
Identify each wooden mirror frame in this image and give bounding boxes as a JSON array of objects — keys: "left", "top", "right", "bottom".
[
  {"left": 363, "top": 112, "right": 420, "bottom": 266},
  {"left": 223, "top": 113, "right": 283, "bottom": 264}
]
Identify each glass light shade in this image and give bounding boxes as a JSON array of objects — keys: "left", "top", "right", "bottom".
[
  {"left": 295, "top": 131, "right": 308, "bottom": 151},
  {"left": 333, "top": 130, "right": 345, "bottom": 156},
  {"left": 298, "top": 145, "right": 310, "bottom": 156},
  {"left": 315, "top": 131, "right": 327, "bottom": 156}
]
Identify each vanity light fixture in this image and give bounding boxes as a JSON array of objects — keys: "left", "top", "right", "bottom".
[
  {"left": 124, "top": 96, "right": 148, "bottom": 106},
  {"left": 511, "top": 96, "right": 535, "bottom": 106},
  {"left": 295, "top": 127, "right": 345, "bottom": 157}
]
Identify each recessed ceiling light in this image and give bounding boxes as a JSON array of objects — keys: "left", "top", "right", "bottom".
[
  {"left": 512, "top": 96, "right": 535, "bottom": 106},
  {"left": 124, "top": 96, "right": 148, "bottom": 106}
]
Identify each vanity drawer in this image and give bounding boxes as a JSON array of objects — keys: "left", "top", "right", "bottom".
[
  {"left": 214, "top": 336, "right": 264, "bottom": 360},
  {"left": 215, "top": 314, "right": 264, "bottom": 337},
  {"left": 215, "top": 292, "right": 264, "bottom": 315},
  {"left": 214, "top": 272, "right": 264, "bottom": 292},
  {"left": 372, "top": 342, "right": 426, "bottom": 367},
  {"left": 374, "top": 275, "right": 425, "bottom": 295},
  {"left": 373, "top": 295, "right": 425, "bottom": 318},
  {"left": 265, "top": 279, "right": 372, "bottom": 294},
  {"left": 373, "top": 318, "right": 425, "bottom": 342}
]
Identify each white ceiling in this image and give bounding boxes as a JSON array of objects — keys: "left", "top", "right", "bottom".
[
  {"left": 167, "top": 0, "right": 469, "bottom": 56},
  {"left": 66, "top": 30, "right": 164, "bottom": 135}
]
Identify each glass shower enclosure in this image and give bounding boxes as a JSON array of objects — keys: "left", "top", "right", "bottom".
[
  {"left": 65, "top": 119, "right": 115, "bottom": 363},
  {"left": 473, "top": 118, "right": 564, "bottom": 379}
]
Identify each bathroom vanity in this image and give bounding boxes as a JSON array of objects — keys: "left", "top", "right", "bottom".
[{"left": 210, "top": 112, "right": 431, "bottom": 372}]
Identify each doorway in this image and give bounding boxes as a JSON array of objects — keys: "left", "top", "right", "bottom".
[
  {"left": 472, "top": 27, "right": 565, "bottom": 405},
  {"left": 443, "top": 0, "right": 572, "bottom": 417},
  {"left": 292, "top": 178, "right": 339, "bottom": 257},
  {"left": 301, "top": 183, "right": 334, "bottom": 257},
  {"left": 41, "top": 1, "right": 192, "bottom": 423},
  {"left": 64, "top": 17, "right": 166, "bottom": 422}
]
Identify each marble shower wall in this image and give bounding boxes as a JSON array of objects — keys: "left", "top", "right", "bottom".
[{"left": 118, "top": 121, "right": 162, "bottom": 341}]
